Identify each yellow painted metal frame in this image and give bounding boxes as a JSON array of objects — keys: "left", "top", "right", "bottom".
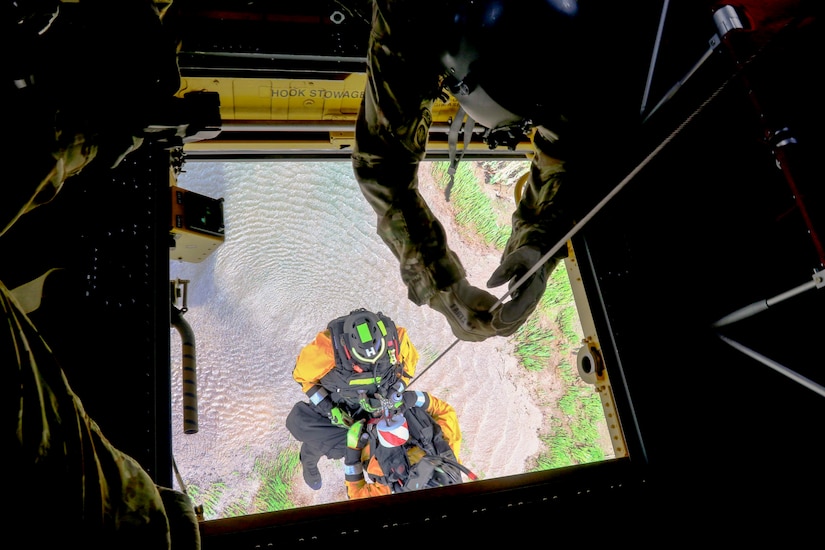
[
  {"left": 177, "top": 75, "right": 533, "bottom": 155},
  {"left": 565, "top": 243, "right": 629, "bottom": 458}
]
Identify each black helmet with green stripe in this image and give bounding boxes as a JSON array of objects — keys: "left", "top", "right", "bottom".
[{"left": 342, "top": 309, "right": 393, "bottom": 365}]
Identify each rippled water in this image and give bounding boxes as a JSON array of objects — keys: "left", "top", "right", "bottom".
[
  {"left": 169, "top": 161, "right": 486, "bottom": 514},
  {"left": 167, "top": 160, "right": 602, "bottom": 519}
]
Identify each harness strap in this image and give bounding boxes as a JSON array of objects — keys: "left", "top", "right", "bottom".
[
  {"left": 445, "top": 105, "right": 475, "bottom": 202},
  {"left": 431, "top": 454, "right": 477, "bottom": 480}
]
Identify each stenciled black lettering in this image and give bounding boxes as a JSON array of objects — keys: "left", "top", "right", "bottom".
[
  {"left": 272, "top": 89, "right": 307, "bottom": 98},
  {"left": 309, "top": 89, "right": 366, "bottom": 99}
]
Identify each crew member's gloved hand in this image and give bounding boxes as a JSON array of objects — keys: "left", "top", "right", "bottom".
[
  {"left": 486, "top": 246, "right": 553, "bottom": 337},
  {"left": 427, "top": 278, "right": 498, "bottom": 342},
  {"left": 329, "top": 406, "right": 354, "bottom": 428}
]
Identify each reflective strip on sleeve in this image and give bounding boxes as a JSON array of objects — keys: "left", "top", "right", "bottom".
[
  {"left": 344, "top": 463, "right": 363, "bottom": 476},
  {"left": 412, "top": 390, "right": 427, "bottom": 408},
  {"left": 308, "top": 386, "right": 329, "bottom": 405}
]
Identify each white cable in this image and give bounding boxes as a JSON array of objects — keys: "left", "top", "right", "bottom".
[
  {"left": 717, "top": 334, "right": 825, "bottom": 398},
  {"left": 421, "top": 60, "right": 733, "bottom": 384},
  {"left": 491, "top": 79, "right": 727, "bottom": 311}
]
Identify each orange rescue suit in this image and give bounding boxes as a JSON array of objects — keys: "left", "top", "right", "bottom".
[
  {"left": 345, "top": 394, "right": 462, "bottom": 500},
  {"left": 291, "top": 326, "right": 462, "bottom": 499},
  {"left": 292, "top": 326, "right": 419, "bottom": 393}
]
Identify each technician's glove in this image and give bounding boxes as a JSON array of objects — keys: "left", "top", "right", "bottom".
[
  {"left": 329, "top": 406, "right": 354, "bottom": 428},
  {"left": 427, "top": 277, "right": 498, "bottom": 342},
  {"left": 486, "top": 246, "right": 553, "bottom": 337}
]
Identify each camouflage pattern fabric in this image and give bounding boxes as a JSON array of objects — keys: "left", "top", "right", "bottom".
[
  {"left": 4, "top": 1, "right": 196, "bottom": 547},
  {"left": 4, "top": 283, "right": 176, "bottom": 549},
  {"left": 351, "top": 1, "right": 579, "bottom": 336}
]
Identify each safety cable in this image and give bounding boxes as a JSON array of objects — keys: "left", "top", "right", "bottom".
[
  {"left": 717, "top": 335, "right": 825, "bottom": 398},
  {"left": 172, "top": 456, "right": 205, "bottom": 521},
  {"left": 411, "top": 73, "right": 734, "bottom": 388},
  {"left": 172, "top": 456, "right": 189, "bottom": 495},
  {"left": 409, "top": 338, "right": 459, "bottom": 387},
  {"left": 490, "top": 80, "right": 728, "bottom": 312},
  {"left": 445, "top": 106, "right": 475, "bottom": 202}
]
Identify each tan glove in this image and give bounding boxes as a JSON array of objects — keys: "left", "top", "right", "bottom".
[
  {"left": 487, "top": 246, "right": 555, "bottom": 337},
  {"left": 428, "top": 278, "right": 498, "bottom": 342}
]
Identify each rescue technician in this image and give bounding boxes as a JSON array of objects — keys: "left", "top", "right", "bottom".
[
  {"left": 351, "top": 0, "right": 650, "bottom": 341},
  {"left": 286, "top": 309, "right": 462, "bottom": 496}
]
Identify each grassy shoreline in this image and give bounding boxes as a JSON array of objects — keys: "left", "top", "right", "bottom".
[
  {"left": 187, "top": 160, "right": 610, "bottom": 519},
  {"left": 431, "top": 160, "right": 608, "bottom": 472}
]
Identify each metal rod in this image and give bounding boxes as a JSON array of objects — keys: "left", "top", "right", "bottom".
[
  {"left": 712, "top": 273, "right": 821, "bottom": 328},
  {"left": 640, "top": 0, "right": 671, "bottom": 115},
  {"left": 717, "top": 334, "right": 825, "bottom": 398},
  {"left": 490, "top": 80, "right": 725, "bottom": 311}
]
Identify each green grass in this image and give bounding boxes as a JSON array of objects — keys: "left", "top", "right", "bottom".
[
  {"left": 432, "top": 161, "right": 512, "bottom": 248},
  {"left": 431, "top": 160, "right": 609, "bottom": 473},
  {"left": 513, "top": 315, "right": 555, "bottom": 372},
  {"left": 186, "top": 449, "right": 301, "bottom": 520},
  {"left": 185, "top": 481, "right": 227, "bottom": 520},
  {"left": 478, "top": 159, "right": 531, "bottom": 188},
  {"left": 249, "top": 450, "right": 301, "bottom": 513},
  {"left": 191, "top": 159, "right": 609, "bottom": 518}
]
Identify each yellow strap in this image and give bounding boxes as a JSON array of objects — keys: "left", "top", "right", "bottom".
[{"left": 9, "top": 268, "right": 64, "bottom": 314}]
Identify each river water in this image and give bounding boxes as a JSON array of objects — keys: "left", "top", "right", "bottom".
[{"left": 169, "top": 160, "right": 562, "bottom": 517}]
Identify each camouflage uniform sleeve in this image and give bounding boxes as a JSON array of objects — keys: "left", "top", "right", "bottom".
[
  {"left": 351, "top": 2, "right": 465, "bottom": 306},
  {"left": 5, "top": 285, "right": 173, "bottom": 549},
  {"left": 502, "top": 126, "right": 578, "bottom": 262}
]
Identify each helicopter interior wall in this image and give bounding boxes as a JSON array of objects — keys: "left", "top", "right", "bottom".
[
  {"left": 1, "top": 146, "right": 175, "bottom": 485},
  {"left": 5, "top": 0, "right": 821, "bottom": 543},
  {"left": 573, "top": 12, "right": 824, "bottom": 519},
  {"left": 198, "top": 12, "right": 824, "bottom": 541}
]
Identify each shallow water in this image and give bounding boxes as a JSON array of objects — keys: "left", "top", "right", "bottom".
[
  {"left": 169, "top": 161, "right": 489, "bottom": 514},
  {"left": 167, "top": 160, "right": 602, "bottom": 518}
]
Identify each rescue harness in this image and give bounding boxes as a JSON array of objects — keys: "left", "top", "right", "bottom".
[{"left": 345, "top": 393, "right": 477, "bottom": 494}]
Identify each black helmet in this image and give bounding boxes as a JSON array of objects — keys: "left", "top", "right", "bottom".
[
  {"left": 342, "top": 309, "right": 391, "bottom": 365},
  {"left": 440, "top": 0, "right": 581, "bottom": 148}
]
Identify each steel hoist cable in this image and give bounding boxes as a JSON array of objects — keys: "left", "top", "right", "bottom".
[{"left": 411, "top": 75, "right": 734, "bottom": 388}]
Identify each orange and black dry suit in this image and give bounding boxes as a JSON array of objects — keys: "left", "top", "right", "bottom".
[
  {"left": 343, "top": 393, "right": 462, "bottom": 500},
  {"left": 286, "top": 325, "right": 462, "bottom": 498}
]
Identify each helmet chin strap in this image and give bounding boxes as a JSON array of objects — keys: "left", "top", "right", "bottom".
[{"left": 445, "top": 105, "right": 475, "bottom": 202}]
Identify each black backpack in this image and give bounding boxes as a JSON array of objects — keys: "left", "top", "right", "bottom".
[
  {"left": 320, "top": 310, "right": 407, "bottom": 412},
  {"left": 367, "top": 404, "right": 475, "bottom": 493}
]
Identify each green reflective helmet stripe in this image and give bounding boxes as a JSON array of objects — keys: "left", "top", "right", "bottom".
[
  {"left": 356, "top": 321, "right": 371, "bottom": 343},
  {"left": 350, "top": 336, "right": 386, "bottom": 364},
  {"left": 377, "top": 319, "right": 387, "bottom": 336}
]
